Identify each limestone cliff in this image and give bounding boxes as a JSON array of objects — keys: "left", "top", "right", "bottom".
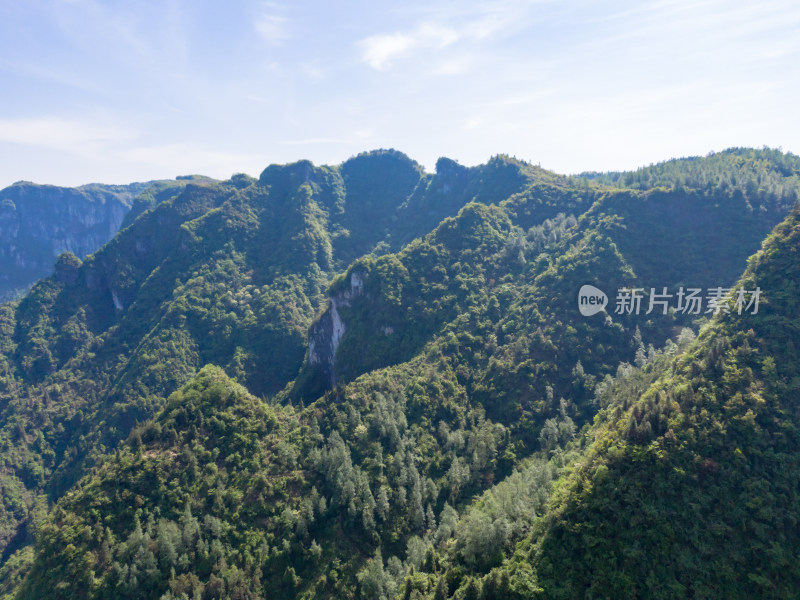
[
  {"left": 308, "top": 268, "right": 366, "bottom": 385},
  {"left": 0, "top": 181, "right": 148, "bottom": 300}
]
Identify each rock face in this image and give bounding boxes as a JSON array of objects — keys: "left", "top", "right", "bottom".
[
  {"left": 308, "top": 268, "right": 365, "bottom": 385},
  {"left": 0, "top": 181, "right": 148, "bottom": 301}
]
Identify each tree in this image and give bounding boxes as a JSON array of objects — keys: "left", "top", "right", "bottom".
[
  {"left": 464, "top": 577, "right": 481, "bottom": 600},
  {"left": 433, "top": 576, "right": 449, "bottom": 600},
  {"left": 357, "top": 549, "right": 392, "bottom": 600}
]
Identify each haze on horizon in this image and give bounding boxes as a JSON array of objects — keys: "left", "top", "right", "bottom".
[{"left": 1, "top": 0, "right": 798, "bottom": 188}]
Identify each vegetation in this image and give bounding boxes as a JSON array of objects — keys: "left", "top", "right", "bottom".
[
  {"left": 515, "top": 204, "right": 800, "bottom": 598},
  {"left": 0, "top": 147, "right": 798, "bottom": 598}
]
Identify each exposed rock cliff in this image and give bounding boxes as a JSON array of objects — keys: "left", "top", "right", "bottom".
[
  {"left": 308, "top": 268, "right": 365, "bottom": 385},
  {"left": 0, "top": 181, "right": 149, "bottom": 301}
]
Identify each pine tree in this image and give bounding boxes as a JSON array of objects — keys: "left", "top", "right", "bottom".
[
  {"left": 376, "top": 486, "right": 390, "bottom": 521},
  {"left": 464, "top": 577, "right": 481, "bottom": 600},
  {"left": 433, "top": 576, "right": 449, "bottom": 600}
]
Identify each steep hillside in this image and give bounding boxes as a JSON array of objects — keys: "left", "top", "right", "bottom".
[
  {"left": 521, "top": 205, "right": 800, "bottom": 599},
  {"left": 296, "top": 154, "right": 794, "bottom": 403},
  {"left": 0, "top": 148, "right": 798, "bottom": 599},
  {"left": 411, "top": 207, "right": 800, "bottom": 599},
  {"left": 0, "top": 177, "right": 217, "bottom": 302},
  {"left": 0, "top": 151, "right": 552, "bottom": 581},
  {"left": 0, "top": 182, "right": 143, "bottom": 301},
  {"left": 15, "top": 365, "right": 300, "bottom": 600}
]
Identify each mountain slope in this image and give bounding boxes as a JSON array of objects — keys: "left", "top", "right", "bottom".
[
  {"left": 0, "top": 148, "right": 799, "bottom": 599},
  {"left": 491, "top": 206, "right": 800, "bottom": 598},
  {"left": 15, "top": 365, "right": 302, "bottom": 600},
  {"left": 0, "top": 151, "right": 550, "bottom": 575}
]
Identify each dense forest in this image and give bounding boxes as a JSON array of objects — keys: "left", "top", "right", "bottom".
[{"left": 0, "top": 147, "right": 798, "bottom": 598}]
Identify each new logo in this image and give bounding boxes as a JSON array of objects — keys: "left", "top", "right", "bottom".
[{"left": 578, "top": 285, "right": 608, "bottom": 316}]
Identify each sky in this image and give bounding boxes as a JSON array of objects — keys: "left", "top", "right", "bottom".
[{"left": 1, "top": 0, "right": 799, "bottom": 188}]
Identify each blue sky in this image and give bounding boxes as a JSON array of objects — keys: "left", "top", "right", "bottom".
[{"left": 1, "top": 0, "right": 799, "bottom": 188}]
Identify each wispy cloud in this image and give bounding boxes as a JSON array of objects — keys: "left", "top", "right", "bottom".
[
  {"left": 358, "top": 9, "right": 512, "bottom": 71},
  {"left": 357, "top": 0, "right": 545, "bottom": 70},
  {"left": 43, "top": 0, "right": 190, "bottom": 72},
  {"left": 359, "top": 24, "right": 456, "bottom": 70},
  {"left": 0, "top": 116, "right": 134, "bottom": 152},
  {"left": 255, "top": 2, "right": 290, "bottom": 46},
  {"left": 0, "top": 115, "right": 268, "bottom": 183},
  {"left": 581, "top": 0, "right": 800, "bottom": 61},
  {"left": 1, "top": 0, "right": 798, "bottom": 187},
  {"left": 256, "top": 15, "right": 289, "bottom": 45}
]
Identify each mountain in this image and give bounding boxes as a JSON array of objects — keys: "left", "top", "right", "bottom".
[
  {"left": 0, "top": 147, "right": 798, "bottom": 599},
  {"left": 490, "top": 203, "right": 800, "bottom": 599},
  {"left": 0, "top": 177, "right": 214, "bottom": 302}
]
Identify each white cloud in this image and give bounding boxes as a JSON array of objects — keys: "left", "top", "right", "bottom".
[
  {"left": 357, "top": 0, "right": 552, "bottom": 70},
  {"left": 0, "top": 116, "right": 134, "bottom": 152},
  {"left": 359, "top": 22, "right": 468, "bottom": 70},
  {"left": 255, "top": 14, "right": 289, "bottom": 45},
  {"left": 360, "top": 32, "right": 416, "bottom": 70}
]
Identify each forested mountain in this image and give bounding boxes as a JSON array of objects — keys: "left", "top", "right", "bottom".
[
  {"left": 522, "top": 200, "right": 800, "bottom": 598},
  {"left": 0, "top": 148, "right": 798, "bottom": 599},
  {"left": 398, "top": 201, "right": 800, "bottom": 599},
  {"left": 0, "top": 177, "right": 213, "bottom": 302},
  {"left": 580, "top": 146, "right": 800, "bottom": 200}
]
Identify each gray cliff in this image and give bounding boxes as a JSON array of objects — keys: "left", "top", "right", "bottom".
[{"left": 0, "top": 181, "right": 148, "bottom": 301}]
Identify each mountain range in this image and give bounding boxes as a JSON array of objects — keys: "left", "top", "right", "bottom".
[{"left": 0, "top": 147, "right": 798, "bottom": 599}]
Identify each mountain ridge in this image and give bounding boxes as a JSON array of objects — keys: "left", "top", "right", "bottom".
[{"left": 0, "top": 147, "right": 798, "bottom": 599}]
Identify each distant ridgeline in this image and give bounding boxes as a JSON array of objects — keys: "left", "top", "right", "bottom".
[
  {"left": 0, "top": 148, "right": 798, "bottom": 599},
  {"left": 0, "top": 176, "right": 214, "bottom": 302}
]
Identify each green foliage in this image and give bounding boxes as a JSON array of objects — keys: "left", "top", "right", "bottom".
[
  {"left": 1, "top": 149, "right": 800, "bottom": 599},
  {"left": 501, "top": 206, "right": 800, "bottom": 598},
  {"left": 581, "top": 147, "right": 800, "bottom": 206},
  {"left": 120, "top": 177, "right": 213, "bottom": 229},
  {"left": 16, "top": 366, "right": 301, "bottom": 599}
]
